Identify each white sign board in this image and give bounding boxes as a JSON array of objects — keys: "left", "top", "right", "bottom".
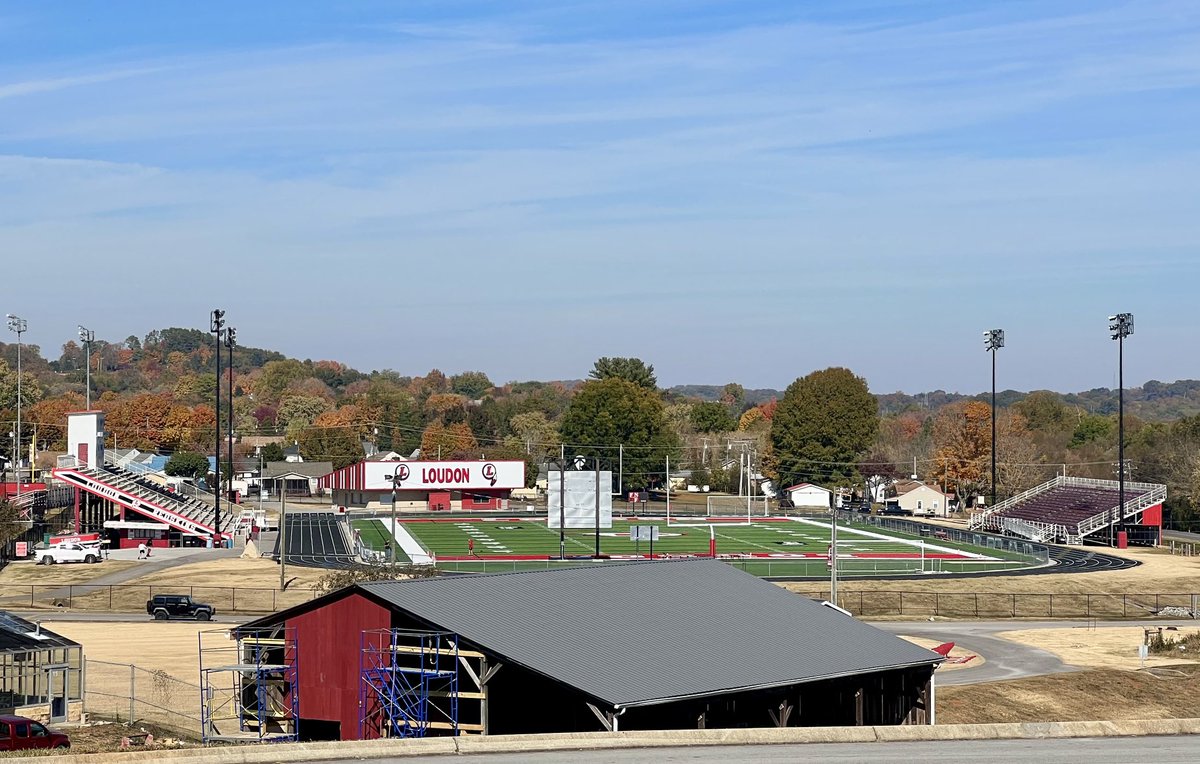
[
  {"left": 630, "top": 525, "right": 659, "bottom": 542},
  {"left": 360, "top": 460, "right": 525, "bottom": 491},
  {"left": 547, "top": 471, "right": 614, "bottom": 529}
]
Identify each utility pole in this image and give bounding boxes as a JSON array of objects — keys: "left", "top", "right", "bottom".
[
  {"left": 829, "top": 496, "right": 838, "bottom": 605},
  {"left": 594, "top": 457, "right": 601, "bottom": 558},
  {"left": 618, "top": 444, "right": 623, "bottom": 497},
  {"left": 224, "top": 326, "right": 236, "bottom": 548},
  {"left": 390, "top": 463, "right": 404, "bottom": 570},
  {"left": 6, "top": 315, "right": 26, "bottom": 498},
  {"left": 558, "top": 460, "right": 566, "bottom": 560},
  {"left": 278, "top": 486, "right": 287, "bottom": 590}
]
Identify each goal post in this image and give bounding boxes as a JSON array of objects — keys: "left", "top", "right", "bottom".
[{"left": 699, "top": 495, "right": 754, "bottom": 526}]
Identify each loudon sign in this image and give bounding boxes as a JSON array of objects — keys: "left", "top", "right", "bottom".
[{"left": 364, "top": 460, "right": 525, "bottom": 491}]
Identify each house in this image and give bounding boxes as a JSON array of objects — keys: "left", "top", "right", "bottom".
[
  {"left": 235, "top": 559, "right": 941, "bottom": 740},
  {"left": 890, "top": 481, "right": 950, "bottom": 517},
  {"left": 262, "top": 462, "right": 334, "bottom": 498},
  {"left": 786, "top": 483, "right": 832, "bottom": 510}
]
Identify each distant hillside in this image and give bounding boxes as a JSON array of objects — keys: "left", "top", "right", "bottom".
[{"left": 674, "top": 381, "right": 1200, "bottom": 422}]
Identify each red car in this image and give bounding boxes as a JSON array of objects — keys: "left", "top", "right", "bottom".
[{"left": 0, "top": 715, "right": 70, "bottom": 751}]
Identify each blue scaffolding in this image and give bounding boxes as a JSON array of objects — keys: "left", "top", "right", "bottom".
[
  {"left": 199, "top": 626, "right": 299, "bottom": 744},
  {"left": 359, "top": 629, "right": 460, "bottom": 739}
]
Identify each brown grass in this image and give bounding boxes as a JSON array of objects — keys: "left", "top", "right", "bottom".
[
  {"left": 938, "top": 665, "right": 1200, "bottom": 724},
  {"left": 0, "top": 560, "right": 138, "bottom": 585},
  {"left": 998, "top": 626, "right": 1200, "bottom": 671},
  {"left": 780, "top": 546, "right": 1200, "bottom": 601}
]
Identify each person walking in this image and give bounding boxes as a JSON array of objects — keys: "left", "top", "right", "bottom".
[{"left": 137, "top": 542, "right": 147, "bottom": 560}]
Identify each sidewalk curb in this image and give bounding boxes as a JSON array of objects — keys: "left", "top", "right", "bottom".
[{"left": 48, "top": 718, "right": 1200, "bottom": 763}]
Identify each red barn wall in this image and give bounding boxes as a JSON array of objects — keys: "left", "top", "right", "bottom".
[{"left": 287, "top": 593, "right": 391, "bottom": 740}]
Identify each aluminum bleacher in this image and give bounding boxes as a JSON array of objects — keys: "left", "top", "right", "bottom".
[
  {"left": 51, "top": 457, "right": 236, "bottom": 540},
  {"left": 970, "top": 475, "right": 1166, "bottom": 544}
]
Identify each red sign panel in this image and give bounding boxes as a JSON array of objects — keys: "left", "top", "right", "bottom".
[
  {"left": 15, "top": 542, "right": 27, "bottom": 557},
  {"left": 49, "top": 533, "right": 101, "bottom": 546}
]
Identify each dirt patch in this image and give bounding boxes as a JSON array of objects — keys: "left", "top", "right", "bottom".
[
  {"left": 938, "top": 665, "right": 1200, "bottom": 724},
  {"left": 0, "top": 559, "right": 138, "bottom": 586},
  {"left": 63, "top": 558, "right": 328, "bottom": 613},
  {"left": 997, "top": 626, "right": 1200, "bottom": 671},
  {"left": 52, "top": 621, "right": 206, "bottom": 682}
]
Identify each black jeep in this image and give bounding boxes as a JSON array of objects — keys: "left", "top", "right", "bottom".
[{"left": 145, "top": 594, "right": 216, "bottom": 621}]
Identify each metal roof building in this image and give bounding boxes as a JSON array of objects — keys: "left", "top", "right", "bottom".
[
  {"left": 0, "top": 612, "right": 83, "bottom": 725},
  {"left": 241, "top": 559, "right": 941, "bottom": 740}
]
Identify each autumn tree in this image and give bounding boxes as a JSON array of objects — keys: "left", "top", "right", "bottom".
[
  {"left": 509, "top": 412, "right": 559, "bottom": 458},
  {"left": 770, "top": 368, "right": 878, "bottom": 487},
  {"left": 278, "top": 395, "right": 330, "bottom": 438},
  {"left": 721, "top": 383, "right": 745, "bottom": 407},
  {"left": 588, "top": 357, "right": 657, "bottom": 390},
  {"left": 931, "top": 401, "right": 991, "bottom": 506},
  {"left": 420, "top": 421, "right": 478, "bottom": 460},
  {"left": 559, "top": 378, "right": 679, "bottom": 482},
  {"left": 298, "top": 409, "right": 364, "bottom": 469},
  {"left": 28, "top": 393, "right": 85, "bottom": 450}
]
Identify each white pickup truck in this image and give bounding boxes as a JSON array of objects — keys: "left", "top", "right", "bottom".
[{"left": 36, "top": 543, "right": 104, "bottom": 565}]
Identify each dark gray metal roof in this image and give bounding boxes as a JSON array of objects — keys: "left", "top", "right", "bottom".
[
  {"left": 0, "top": 611, "right": 80, "bottom": 652},
  {"left": 359, "top": 559, "right": 940, "bottom": 709}
]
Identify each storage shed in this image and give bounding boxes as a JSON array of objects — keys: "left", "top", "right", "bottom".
[{"left": 238, "top": 559, "right": 942, "bottom": 740}]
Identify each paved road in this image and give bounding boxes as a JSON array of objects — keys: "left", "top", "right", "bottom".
[
  {"left": 316, "top": 737, "right": 1199, "bottom": 764},
  {"left": 875, "top": 620, "right": 1075, "bottom": 686}
]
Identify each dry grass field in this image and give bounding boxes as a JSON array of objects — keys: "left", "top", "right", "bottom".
[
  {"left": 0, "top": 559, "right": 138, "bottom": 585},
  {"left": 781, "top": 546, "right": 1200, "bottom": 599},
  {"left": 998, "top": 626, "right": 1200, "bottom": 671},
  {"left": 53, "top": 621, "right": 205, "bottom": 683},
  {"left": 939, "top": 664, "right": 1200, "bottom": 724}
]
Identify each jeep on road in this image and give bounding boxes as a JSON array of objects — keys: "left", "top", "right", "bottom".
[{"left": 146, "top": 594, "right": 215, "bottom": 621}]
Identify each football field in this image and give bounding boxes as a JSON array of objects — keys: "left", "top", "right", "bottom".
[{"left": 351, "top": 515, "right": 1037, "bottom": 578}]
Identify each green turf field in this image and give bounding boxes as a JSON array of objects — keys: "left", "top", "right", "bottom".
[
  {"left": 353, "top": 515, "right": 1039, "bottom": 578},
  {"left": 350, "top": 519, "right": 411, "bottom": 564}
]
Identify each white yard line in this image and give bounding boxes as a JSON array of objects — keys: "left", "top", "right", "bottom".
[
  {"left": 380, "top": 519, "right": 436, "bottom": 565},
  {"left": 786, "top": 517, "right": 994, "bottom": 560}
]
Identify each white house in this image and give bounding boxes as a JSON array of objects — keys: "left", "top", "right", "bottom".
[
  {"left": 894, "top": 482, "right": 950, "bottom": 517},
  {"left": 786, "top": 483, "right": 832, "bottom": 510}
]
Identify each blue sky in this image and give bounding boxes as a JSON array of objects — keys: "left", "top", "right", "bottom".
[{"left": 2, "top": 1, "right": 1198, "bottom": 393}]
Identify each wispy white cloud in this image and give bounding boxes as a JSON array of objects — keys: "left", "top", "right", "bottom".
[{"left": 1, "top": 2, "right": 1199, "bottom": 390}]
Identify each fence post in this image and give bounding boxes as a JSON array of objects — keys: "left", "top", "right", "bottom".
[
  {"left": 29, "top": 586, "right": 33, "bottom": 608},
  {"left": 272, "top": 588, "right": 276, "bottom": 611},
  {"left": 898, "top": 592, "right": 904, "bottom": 616},
  {"left": 109, "top": 586, "right": 112, "bottom": 610},
  {"left": 935, "top": 592, "right": 939, "bottom": 617},
  {"left": 232, "top": 588, "right": 237, "bottom": 612},
  {"left": 1123, "top": 594, "right": 1127, "bottom": 618},
  {"left": 974, "top": 593, "right": 979, "bottom": 618},
  {"left": 1011, "top": 593, "right": 1016, "bottom": 618},
  {"left": 69, "top": 585, "right": 74, "bottom": 609},
  {"left": 1087, "top": 594, "right": 1091, "bottom": 618},
  {"left": 859, "top": 591, "right": 864, "bottom": 615},
  {"left": 129, "top": 664, "right": 135, "bottom": 724},
  {"left": 1049, "top": 594, "right": 1053, "bottom": 618}
]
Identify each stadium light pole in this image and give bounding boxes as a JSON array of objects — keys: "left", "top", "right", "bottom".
[
  {"left": 77, "top": 326, "right": 95, "bottom": 410},
  {"left": 1110, "top": 313, "right": 1133, "bottom": 548},
  {"left": 210, "top": 309, "right": 225, "bottom": 550},
  {"left": 390, "top": 463, "right": 405, "bottom": 570},
  {"left": 984, "top": 329, "right": 1004, "bottom": 508},
  {"left": 224, "top": 326, "right": 237, "bottom": 546},
  {"left": 6, "top": 315, "right": 26, "bottom": 498}
]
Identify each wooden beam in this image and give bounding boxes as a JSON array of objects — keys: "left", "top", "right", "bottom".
[
  {"left": 585, "top": 703, "right": 613, "bottom": 733},
  {"left": 481, "top": 662, "right": 502, "bottom": 684},
  {"left": 391, "top": 645, "right": 485, "bottom": 659},
  {"left": 429, "top": 690, "right": 484, "bottom": 700},
  {"left": 459, "top": 656, "right": 482, "bottom": 690}
]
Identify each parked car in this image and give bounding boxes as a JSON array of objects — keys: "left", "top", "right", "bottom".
[
  {"left": 36, "top": 543, "right": 103, "bottom": 565},
  {"left": 0, "top": 715, "right": 69, "bottom": 751},
  {"left": 146, "top": 594, "right": 216, "bottom": 621},
  {"left": 881, "top": 505, "right": 913, "bottom": 516}
]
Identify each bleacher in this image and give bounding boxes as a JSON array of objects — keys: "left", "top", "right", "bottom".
[
  {"left": 972, "top": 475, "right": 1166, "bottom": 544},
  {"left": 52, "top": 459, "right": 236, "bottom": 539}
]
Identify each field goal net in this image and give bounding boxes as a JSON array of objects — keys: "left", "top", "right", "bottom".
[{"left": 667, "top": 495, "right": 754, "bottom": 527}]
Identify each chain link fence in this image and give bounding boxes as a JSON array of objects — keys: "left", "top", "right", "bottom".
[
  {"left": 786, "top": 590, "right": 1200, "bottom": 619},
  {"left": 84, "top": 659, "right": 201, "bottom": 736},
  {"left": 0, "top": 584, "right": 320, "bottom": 613}
]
